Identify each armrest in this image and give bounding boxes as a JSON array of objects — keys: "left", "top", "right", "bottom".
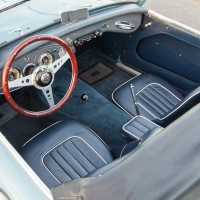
[{"left": 123, "top": 116, "right": 163, "bottom": 140}]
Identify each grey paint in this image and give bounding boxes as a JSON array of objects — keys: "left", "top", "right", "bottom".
[
  {"left": 0, "top": 133, "right": 52, "bottom": 200},
  {"left": 144, "top": 0, "right": 200, "bottom": 31},
  {"left": 0, "top": 0, "right": 140, "bottom": 44}
]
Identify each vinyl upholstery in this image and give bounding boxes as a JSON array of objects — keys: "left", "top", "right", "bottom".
[
  {"left": 123, "top": 116, "right": 162, "bottom": 140},
  {"left": 21, "top": 120, "right": 113, "bottom": 188},
  {"left": 112, "top": 74, "right": 183, "bottom": 122}
]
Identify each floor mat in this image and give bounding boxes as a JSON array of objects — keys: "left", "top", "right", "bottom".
[
  {"left": 79, "top": 62, "right": 114, "bottom": 84},
  {"left": 92, "top": 68, "right": 131, "bottom": 101},
  {"left": 78, "top": 49, "right": 132, "bottom": 101}
]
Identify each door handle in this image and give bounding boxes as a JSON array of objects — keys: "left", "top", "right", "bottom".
[{"left": 115, "top": 21, "right": 135, "bottom": 30}]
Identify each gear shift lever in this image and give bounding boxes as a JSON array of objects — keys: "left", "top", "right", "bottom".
[{"left": 130, "top": 84, "right": 140, "bottom": 115}]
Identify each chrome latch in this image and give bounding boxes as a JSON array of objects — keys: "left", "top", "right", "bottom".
[{"left": 115, "top": 21, "right": 135, "bottom": 30}]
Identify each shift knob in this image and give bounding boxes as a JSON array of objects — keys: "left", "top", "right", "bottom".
[{"left": 81, "top": 94, "right": 89, "bottom": 101}]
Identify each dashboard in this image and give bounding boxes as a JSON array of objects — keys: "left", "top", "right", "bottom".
[{"left": 0, "top": 4, "right": 147, "bottom": 94}]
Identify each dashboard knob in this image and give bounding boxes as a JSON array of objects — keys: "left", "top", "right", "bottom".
[
  {"left": 95, "top": 31, "right": 100, "bottom": 36},
  {"left": 66, "top": 38, "right": 73, "bottom": 46}
]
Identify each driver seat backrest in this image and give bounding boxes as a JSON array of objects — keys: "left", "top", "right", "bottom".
[{"left": 112, "top": 73, "right": 200, "bottom": 126}]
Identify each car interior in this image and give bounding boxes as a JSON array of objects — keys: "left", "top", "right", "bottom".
[{"left": 1, "top": 2, "right": 200, "bottom": 199}]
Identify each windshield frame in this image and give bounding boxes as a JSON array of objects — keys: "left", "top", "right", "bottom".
[
  {"left": 0, "top": 0, "right": 30, "bottom": 13},
  {"left": 0, "top": 1, "right": 140, "bottom": 47}
]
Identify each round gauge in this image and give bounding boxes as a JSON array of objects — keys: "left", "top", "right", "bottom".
[
  {"left": 58, "top": 48, "right": 66, "bottom": 58},
  {"left": 38, "top": 52, "right": 54, "bottom": 66},
  {"left": 9, "top": 67, "right": 21, "bottom": 82},
  {"left": 23, "top": 63, "right": 36, "bottom": 76}
]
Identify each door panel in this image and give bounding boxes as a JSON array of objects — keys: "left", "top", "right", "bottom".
[{"left": 121, "top": 13, "right": 200, "bottom": 91}]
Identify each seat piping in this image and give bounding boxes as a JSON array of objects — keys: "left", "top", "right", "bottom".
[
  {"left": 42, "top": 136, "right": 108, "bottom": 184},
  {"left": 158, "top": 90, "right": 200, "bottom": 120},
  {"left": 112, "top": 75, "right": 140, "bottom": 117},
  {"left": 22, "top": 121, "right": 62, "bottom": 147},
  {"left": 122, "top": 116, "right": 162, "bottom": 139},
  {"left": 136, "top": 83, "right": 181, "bottom": 101}
]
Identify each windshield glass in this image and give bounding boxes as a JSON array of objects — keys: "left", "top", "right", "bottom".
[{"left": 0, "top": 0, "right": 139, "bottom": 45}]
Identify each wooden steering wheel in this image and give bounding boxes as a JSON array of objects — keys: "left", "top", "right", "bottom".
[{"left": 2, "top": 35, "right": 78, "bottom": 117}]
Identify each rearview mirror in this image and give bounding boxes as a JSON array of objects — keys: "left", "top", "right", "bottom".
[{"left": 61, "top": 8, "right": 89, "bottom": 24}]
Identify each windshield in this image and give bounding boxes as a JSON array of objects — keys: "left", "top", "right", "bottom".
[{"left": 0, "top": 0, "right": 139, "bottom": 45}]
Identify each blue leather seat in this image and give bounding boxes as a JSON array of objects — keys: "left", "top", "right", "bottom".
[
  {"left": 112, "top": 74, "right": 192, "bottom": 125},
  {"left": 21, "top": 120, "right": 142, "bottom": 188},
  {"left": 21, "top": 120, "right": 113, "bottom": 188}
]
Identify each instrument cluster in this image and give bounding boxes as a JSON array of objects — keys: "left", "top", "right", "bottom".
[{"left": 8, "top": 46, "right": 67, "bottom": 82}]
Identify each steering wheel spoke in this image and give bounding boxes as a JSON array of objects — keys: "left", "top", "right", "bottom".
[
  {"left": 42, "top": 86, "right": 55, "bottom": 108},
  {"left": 48, "top": 54, "right": 70, "bottom": 73},
  {"left": 8, "top": 74, "right": 33, "bottom": 89}
]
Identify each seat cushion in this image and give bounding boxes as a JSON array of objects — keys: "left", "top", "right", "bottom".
[
  {"left": 112, "top": 74, "right": 183, "bottom": 120},
  {"left": 21, "top": 120, "right": 113, "bottom": 188}
]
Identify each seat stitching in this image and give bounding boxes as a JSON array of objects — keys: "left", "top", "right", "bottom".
[
  {"left": 129, "top": 120, "right": 150, "bottom": 132},
  {"left": 49, "top": 153, "right": 73, "bottom": 180},
  {"left": 129, "top": 124, "right": 146, "bottom": 135},
  {"left": 42, "top": 136, "right": 107, "bottom": 182},
  {"left": 158, "top": 90, "right": 200, "bottom": 120},
  {"left": 56, "top": 148, "right": 82, "bottom": 178},
  {"left": 138, "top": 95, "right": 165, "bottom": 115},
  {"left": 41, "top": 156, "right": 61, "bottom": 184},
  {"left": 138, "top": 103, "right": 157, "bottom": 119},
  {"left": 148, "top": 86, "right": 180, "bottom": 106},
  {"left": 70, "top": 137, "right": 107, "bottom": 164},
  {"left": 136, "top": 83, "right": 181, "bottom": 101},
  {"left": 140, "top": 91, "right": 169, "bottom": 113},
  {"left": 122, "top": 116, "right": 162, "bottom": 139},
  {"left": 145, "top": 87, "right": 173, "bottom": 109},
  {"left": 123, "top": 116, "right": 162, "bottom": 131},
  {"left": 70, "top": 138, "right": 107, "bottom": 165},
  {"left": 134, "top": 119, "right": 152, "bottom": 130},
  {"left": 62, "top": 144, "right": 89, "bottom": 173},
  {"left": 65, "top": 140, "right": 97, "bottom": 169}
]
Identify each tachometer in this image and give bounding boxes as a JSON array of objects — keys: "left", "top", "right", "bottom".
[
  {"left": 9, "top": 67, "right": 21, "bottom": 82},
  {"left": 38, "top": 52, "right": 54, "bottom": 66}
]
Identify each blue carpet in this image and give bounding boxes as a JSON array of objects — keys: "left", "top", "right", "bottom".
[{"left": 52, "top": 68, "right": 132, "bottom": 144}]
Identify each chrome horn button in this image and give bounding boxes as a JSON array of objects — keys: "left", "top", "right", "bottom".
[
  {"left": 32, "top": 66, "right": 54, "bottom": 89},
  {"left": 41, "top": 73, "right": 51, "bottom": 84}
]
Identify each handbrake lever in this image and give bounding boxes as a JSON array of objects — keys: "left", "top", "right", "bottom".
[{"left": 130, "top": 84, "right": 140, "bottom": 115}]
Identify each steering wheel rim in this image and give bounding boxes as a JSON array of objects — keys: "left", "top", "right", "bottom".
[{"left": 2, "top": 35, "right": 78, "bottom": 118}]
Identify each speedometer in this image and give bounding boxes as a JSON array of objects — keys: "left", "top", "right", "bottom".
[
  {"left": 38, "top": 52, "right": 54, "bottom": 66},
  {"left": 23, "top": 63, "right": 36, "bottom": 76},
  {"left": 9, "top": 67, "right": 21, "bottom": 82}
]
